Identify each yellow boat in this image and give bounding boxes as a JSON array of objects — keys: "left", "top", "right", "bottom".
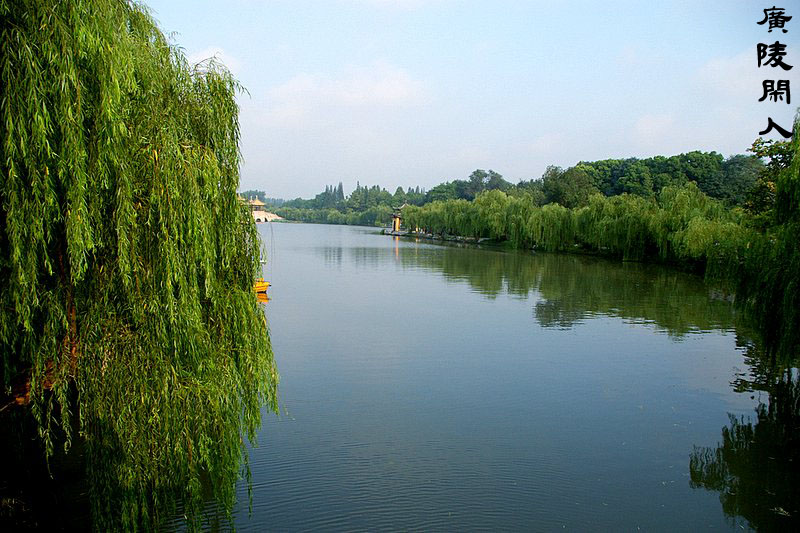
[{"left": 254, "top": 278, "right": 270, "bottom": 294}]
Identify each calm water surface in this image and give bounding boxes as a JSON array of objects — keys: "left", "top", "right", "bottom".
[{"left": 230, "top": 222, "right": 778, "bottom": 531}]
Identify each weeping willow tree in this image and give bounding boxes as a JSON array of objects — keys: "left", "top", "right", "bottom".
[
  {"left": 736, "top": 118, "right": 800, "bottom": 355},
  {"left": 1, "top": 0, "right": 277, "bottom": 529}
]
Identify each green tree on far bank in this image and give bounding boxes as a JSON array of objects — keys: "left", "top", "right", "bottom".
[
  {"left": 541, "top": 165, "right": 599, "bottom": 207},
  {"left": 271, "top": 152, "right": 762, "bottom": 227}
]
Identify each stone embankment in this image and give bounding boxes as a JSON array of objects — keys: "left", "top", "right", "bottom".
[{"left": 381, "top": 228, "right": 492, "bottom": 244}]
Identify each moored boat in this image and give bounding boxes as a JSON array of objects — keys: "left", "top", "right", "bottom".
[{"left": 254, "top": 278, "right": 270, "bottom": 293}]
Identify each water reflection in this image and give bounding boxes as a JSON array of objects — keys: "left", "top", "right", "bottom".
[
  {"left": 690, "top": 369, "right": 800, "bottom": 530},
  {"left": 259, "top": 226, "right": 796, "bottom": 529},
  {"left": 391, "top": 243, "right": 739, "bottom": 337},
  {"left": 387, "top": 237, "right": 798, "bottom": 528},
  {"left": 319, "top": 246, "right": 343, "bottom": 268}
]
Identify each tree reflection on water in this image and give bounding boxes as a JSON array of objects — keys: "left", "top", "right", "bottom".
[
  {"left": 392, "top": 241, "right": 798, "bottom": 528},
  {"left": 690, "top": 363, "right": 800, "bottom": 530},
  {"left": 395, "top": 244, "right": 740, "bottom": 337}
]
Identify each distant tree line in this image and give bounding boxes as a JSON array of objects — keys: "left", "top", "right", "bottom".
[
  {"left": 239, "top": 190, "right": 286, "bottom": 207},
  {"left": 281, "top": 182, "right": 426, "bottom": 211},
  {"left": 245, "top": 150, "right": 763, "bottom": 227},
  {"left": 547, "top": 152, "right": 762, "bottom": 207},
  {"left": 269, "top": 183, "right": 427, "bottom": 226},
  {"left": 511, "top": 152, "right": 762, "bottom": 209}
]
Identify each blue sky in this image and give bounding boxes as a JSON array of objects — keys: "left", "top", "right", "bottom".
[{"left": 145, "top": 0, "right": 798, "bottom": 198}]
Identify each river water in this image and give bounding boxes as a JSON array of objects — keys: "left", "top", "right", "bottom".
[{"left": 227, "top": 222, "right": 785, "bottom": 531}]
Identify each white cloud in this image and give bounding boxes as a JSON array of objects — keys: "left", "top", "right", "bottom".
[
  {"left": 437, "top": 145, "right": 492, "bottom": 171},
  {"left": 634, "top": 113, "right": 676, "bottom": 147},
  {"left": 237, "top": 61, "right": 434, "bottom": 196},
  {"left": 689, "top": 48, "right": 795, "bottom": 149},
  {"left": 271, "top": 61, "right": 426, "bottom": 106},
  {"left": 695, "top": 49, "right": 762, "bottom": 102},
  {"left": 528, "top": 132, "right": 567, "bottom": 156},
  {"left": 257, "top": 61, "right": 428, "bottom": 129},
  {"left": 186, "top": 46, "right": 242, "bottom": 75}
]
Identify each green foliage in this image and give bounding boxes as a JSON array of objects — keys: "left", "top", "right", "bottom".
[
  {"left": 541, "top": 166, "right": 600, "bottom": 208},
  {"left": 577, "top": 151, "right": 761, "bottom": 205},
  {"left": 721, "top": 155, "right": 762, "bottom": 206},
  {"left": 278, "top": 182, "right": 410, "bottom": 224},
  {"left": 276, "top": 149, "right": 762, "bottom": 229},
  {"left": 403, "top": 201, "right": 454, "bottom": 236},
  {"left": 425, "top": 180, "right": 462, "bottom": 202},
  {"left": 275, "top": 181, "right": 432, "bottom": 227},
  {"left": 1, "top": 0, "right": 277, "bottom": 529},
  {"left": 565, "top": 166, "right": 601, "bottom": 205},
  {"left": 404, "top": 183, "right": 755, "bottom": 268},
  {"left": 526, "top": 203, "right": 576, "bottom": 252},
  {"left": 283, "top": 182, "right": 347, "bottom": 209},
  {"left": 617, "top": 161, "right": 654, "bottom": 197},
  {"left": 486, "top": 169, "right": 513, "bottom": 192},
  {"left": 577, "top": 193, "right": 657, "bottom": 260},
  {"left": 736, "top": 220, "right": 800, "bottom": 354},
  {"left": 276, "top": 152, "right": 762, "bottom": 229},
  {"left": 510, "top": 179, "right": 546, "bottom": 206},
  {"left": 475, "top": 190, "right": 510, "bottom": 239},
  {"left": 463, "top": 169, "right": 512, "bottom": 198},
  {"left": 274, "top": 205, "right": 393, "bottom": 227},
  {"left": 733, "top": 122, "right": 800, "bottom": 354},
  {"left": 744, "top": 139, "right": 793, "bottom": 229},
  {"left": 277, "top": 169, "right": 513, "bottom": 222}
]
